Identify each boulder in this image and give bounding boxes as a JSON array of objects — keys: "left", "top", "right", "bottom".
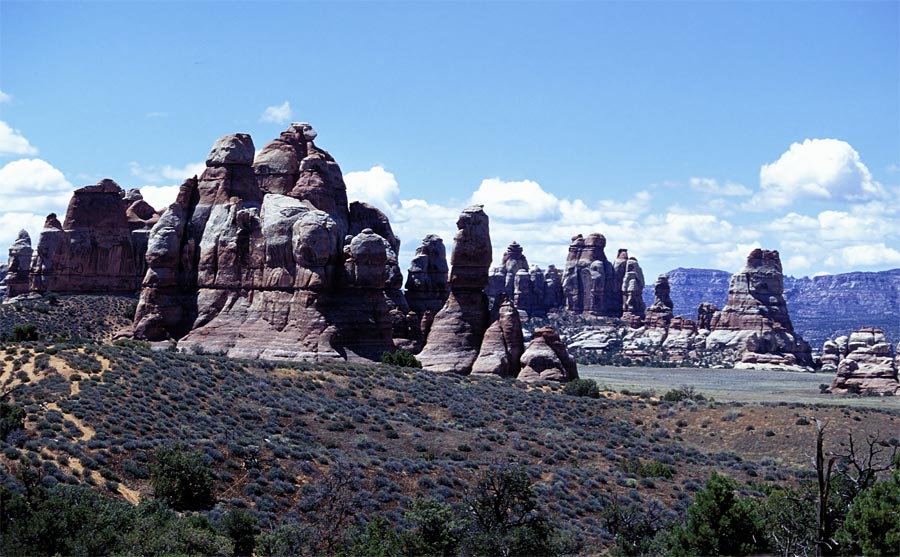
[{"left": 517, "top": 326, "right": 579, "bottom": 383}]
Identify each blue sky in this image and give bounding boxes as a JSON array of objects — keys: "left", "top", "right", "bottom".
[{"left": 1, "top": 1, "right": 898, "bottom": 281}]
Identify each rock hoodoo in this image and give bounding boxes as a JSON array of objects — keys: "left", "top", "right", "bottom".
[
  {"left": 417, "top": 206, "right": 492, "bottom": 374},
  {"left": 644, "top": 274, "right": 674, "bottom": 329},
  {"left": 2, "top": 230, "right": 33, "bottom": 299},
  {"left": 487, "top": 241, "right": 564, "bottom": 317},
  {"left": 827, "top": 328, "right": 900, "bottom": 395},
  {"left": 706, "top": 249, "right": 812, "bottom": 369},
  {"left": 620, "top": 255, "right": 646, "bottom": 325},
  {"left": 131, "top": 123, "right": 404, "bottom": 360},
  {"left": 404, "top": 234, "right": 450, "bottom": 320},
  {"left": 562, "top": 233, "right": 621, "bottom": 316},
  {"left": 471, "top": 294, "right": 525, "bottom": 377}
]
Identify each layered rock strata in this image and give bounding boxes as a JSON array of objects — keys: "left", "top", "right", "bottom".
[
  {"left": 23, "top": 181, "right": 160, "bottom": 296},
  {"left": 132, "top": 124, "right": 406, "bottom": 361},
  {"left": 417, "top": 206, "right": 492, "bottom": 373},
  {"left": 706, "top": 249, "right": 813, "bottom": 369},
  {"left": 827, "top": 328, "right": 900, "bottom": 395}
]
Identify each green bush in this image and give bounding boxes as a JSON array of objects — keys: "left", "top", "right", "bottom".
[
  {"left": 150, "top": 443, "right": 215, "bottom": 511},
  {"left": 0, "top": 401, "right": 25, "bottom": 441},
  {"left": 835, "top": 469, "right": 900, "bottom": 556},
  {"left": 10, "top": 323, "right": 39, "bottom": 342},
  {"left": 562, "top": 378, "right": 601, "bottom": 398},
  {"left": 661, "top": 385, "right": 705, "bottom": 402},
  {"left": 217, "top": 509, "right": 259, "bottom": 556},
  {"left": 381, "top": 350, "right": 422, "bottom": 368},
  {"left": 663, "top": 472, "right": 767, "bottom": 556}
]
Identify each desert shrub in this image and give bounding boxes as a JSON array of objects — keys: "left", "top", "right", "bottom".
[
  {"left": 562, "top": 378, "right": 601, "bottom": 399},
  {"left": 622, "top": 457, "right": 675, "bottom": 480},
  {"left": 403, "top": 496, "right": 465, "bottom": 556},
  {"left": 661, "top": 385, "right": 706, "bottom": 403},
  {"left": 150, "top": 443, "right": 215, "bottom": 511},
  {"left": 381, "top": 350, "right": 422, "bottom": 368}
]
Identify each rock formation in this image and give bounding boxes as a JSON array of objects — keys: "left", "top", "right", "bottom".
[
  {"left": 404, "top": 234, "right": 449, "bottom": 320},
  {"left": 21, "top": 181, "right": 160, "bottom": 296},
  {"left": 131, "top": 123, "right": 405, "bottom": 361},
  {"left": 644, "top": 275, "right": 674, "bottom": 329},
  {"left": 471, "top": 295, "right": 525, "bottom": 377},
  {"left": 562, "top": 233, "right": 621, "bottom": 316},
  {"left": 517, "top": 326, "right": 579, "bottom": 383},
  {"left": 2, "top": 230, "right": 33, "bottom": 299},
  {"left": 487, "top": 241, "right": 565, "bottom": 318},
  {"left": 706, "top": 249, "right": 813, "bottom": 369},
  {"left": 696, "top": 303, "right": 718, "bottom": 331},
  {"left": 417, "top": 206, "right": 492, "bottom": 373},
  {"left": 620, "top": 255, "right": 646, "bottom": 325},
  {"left": 828, "top": 328, "right": 900, "bottom": 395}
]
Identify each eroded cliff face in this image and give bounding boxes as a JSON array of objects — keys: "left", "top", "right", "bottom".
[
  {"left": 131, "top": 124, "right": 416, "bottom": 360},
  {"left": 2, "top": 231, "right": 32, "bottom": 299},
  {"left": 16, "top": 181, "right": 161, "bottom": 297},
  {"left": 562, "top": 234, "right": 621, "bottom": 316}
]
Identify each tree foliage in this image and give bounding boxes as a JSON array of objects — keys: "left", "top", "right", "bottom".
[
  {"left": 835, "top": 469, "right": 900, "bottom": 556},
  {"left": 150, "top": 443, "right": 215, "bottom": 511},
  {"left": 664, "top": 472, "right": 767, "bottom": 556}
]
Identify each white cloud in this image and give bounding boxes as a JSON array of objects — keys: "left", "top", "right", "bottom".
[
  {"left": 747, "top": 138, "right": 884, "bottom": 210},
  {"left": 470, "top": 178, "right": 561, "bottom": 223},
  {"left": 0, "top": 212, "right": 46, "bottom": 257},
  {"left": 129, "top": 161, "right": 205, "bottom": 183},
  {"left": 137, "top": 185, "right": 181, "bottom": 212},
  {"left": 826, "top": 243, "right": 900, "bottom": 268},
  {"left": 0, "top": 121, "right": 38, "bottom": 156},
  {"left": 596, "top": 190, "right": 653, "bottom": 222},
  {"left": 344, "top": 166, "right": 401, "bottom": 210},
  {"left": 260, "top": 101, "right": 293, "bottom": 125},
  {"left": 0, "top": 159, "right": 72, "bottom": 250},
  {"left": 714, "top": 242, "right": 763, "bottom": 271},
  {"left": 690, "top": 177, "right": 752, "bottom": 196},
  {"left": 0, "top": 90, "right": 11, "bottom": 104}
]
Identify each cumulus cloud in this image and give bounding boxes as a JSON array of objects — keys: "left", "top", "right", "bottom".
[
  {"left": 0, "top": 212, "right": 46, "bottom": 257},
  {"left": 746, "top": 138, "right": 884, "bottom": 210},
  {"left": 714, "top": 242, "right": 763, "bottom": 271},
  {"left": 0, "top": 121, "right": 38, "bottom": 156},
  {"left": 690, "top": 177, "right": 751, "bottom": 196},
  {"left": 826, "top": 244, "right": 900, "bottom": 268},
  {"left": 129, "top": 161, "right": 205, "bottom": 183},
  {"left": 137, "top": 185, "right": 181, "bottom": 212},
  {"left": 260, "top": 101, "right": 293, "bottom": 125},
  {"left": 344, "top": 166, "right": 401, "bottom": 210},
  {"left": 470, "top": 178, "right": 562, "bottom": 223},
  {"left": 0, "top": 159, "right": 73, "bottom": 250},
  {"left": 0, "top": 90, "right": 11, "bottom": 104}
]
